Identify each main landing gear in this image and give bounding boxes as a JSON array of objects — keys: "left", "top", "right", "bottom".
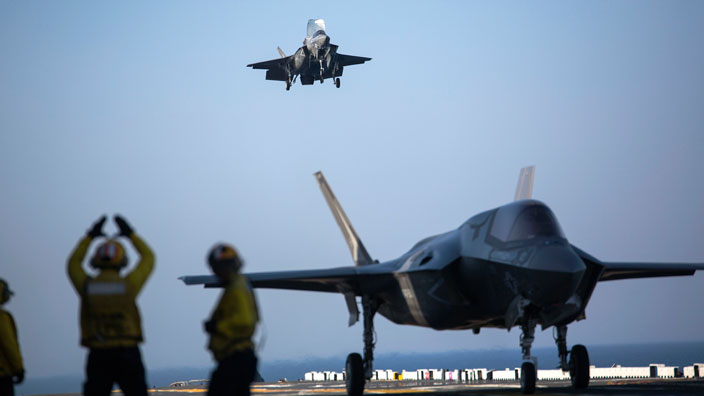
[
  {"left": 335, "top": 78, "right": 341, "bottom": 88},
  {"left": 345, "top": 296, "right": 378, "bottom": 396},
  {"left": 555, "top": 325, "right": 590, "bottom": 390},
  {"left": 519, "top": 323, "right": 590, "bottom": 394}
]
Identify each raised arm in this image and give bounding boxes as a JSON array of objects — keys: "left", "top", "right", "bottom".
[
  {"left": 67, "top": 216, "right": 106, "bottom": 294},
  {"left": 115, "top": 215, "right": 155, "bottom": 295},
  {"left": 125, "top": 233, "right": 155, "bottom": 294}
]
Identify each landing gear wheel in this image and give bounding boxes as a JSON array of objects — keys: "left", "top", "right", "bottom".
[
  {"left": 520, "top": 361, "right": 536, "bottom": 394},
  {"left": 345, "top": 353, "right": 365, "bottom": 396},
  {"left": 285, "top": 80, "right": 291, "bottom": 91},
  {"left": 335, "top": 78, "right": 341, "bottom": 88},
  {"left": 569, "top": 344, "right": 590, "bottom": 389}
]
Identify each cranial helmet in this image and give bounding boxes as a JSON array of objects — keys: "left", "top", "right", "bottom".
[
  {"left": 207, "top": 243, "right": 242, "bottom": 272},
  {"left": 0, "top": 278, "right": 13, "bottom": 305},
  {"left": 90, "top": 239, "right": 128, "bottom": 269}
]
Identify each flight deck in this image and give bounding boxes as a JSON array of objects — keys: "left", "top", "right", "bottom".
[{"left": 94, "top": 379, "right": 704, "bottom": 396}]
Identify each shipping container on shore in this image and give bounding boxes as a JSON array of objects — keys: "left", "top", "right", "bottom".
[
  {"left": 536, "top": 369, "right": 569, "bottom": 381},
  {"left": 490, "top": 368, "right": 517, "bottom": 381},
  {"left": 683, "top": 363, "right": 704, "bottom": 378},
  {"left": 302, "top": 362, "right": 695, "bottom": 382}
]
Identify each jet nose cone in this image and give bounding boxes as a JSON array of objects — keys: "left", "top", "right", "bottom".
[{"left": 527, "top": 243, "right": 586, "bottom": 305}]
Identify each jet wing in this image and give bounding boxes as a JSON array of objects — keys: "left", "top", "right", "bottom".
[
  {"left": 336, "top": 53, "right": 372, "bottom": 67},
  {"left": 180, "top": 265, "right": 393, "bottom": 294},
  {"left": 247, "top": 56, "right": 294, "bottom": 82},
  {"left": 246, "top": 57, "right": 289, "bottom": 70},
  {"left": 598, "top": 261, "right": 704, "bottom": 281},
  {"left": 570, "top": 245, "right": 704, "bottom": 281}
]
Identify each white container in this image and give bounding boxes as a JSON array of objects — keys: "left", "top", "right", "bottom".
[{"left": 491, "top": 368, "right": 516, "bottom": 381}]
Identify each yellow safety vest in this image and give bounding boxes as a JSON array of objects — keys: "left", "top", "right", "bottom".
[
  {"left": 80, "top": 279, "right": 143, "bottom": 348},
  {"left": 208, "top": 274, "right": 259, "bottom": 361},
  {"left": 0, "top": 309, "right": 23, "bottom": 377}
]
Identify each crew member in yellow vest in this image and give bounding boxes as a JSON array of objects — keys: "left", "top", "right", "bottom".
[
  {"left": 204, "top": 243, "right": 259, "bottom": 396},
  {"left": 68, "top": 215, "right": 154, "bottom": 396},
  {"left": 0, "top": 278, "right": 24, "bottom": 396}
]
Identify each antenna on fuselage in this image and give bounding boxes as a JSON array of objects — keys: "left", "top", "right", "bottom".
[
  {"left": 514, "top": 165, "right": 535, "bottom": 201},
  {"left": 314, "top": 171, "right": 374, "bottom": 267}
]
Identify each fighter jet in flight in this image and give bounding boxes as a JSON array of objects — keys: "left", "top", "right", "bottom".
[
  {"left": 247, "top": 19, "right": 371, "bottom": 90},
  {"left": 181, "top": 167, "right": 704, "bottom": 395}
]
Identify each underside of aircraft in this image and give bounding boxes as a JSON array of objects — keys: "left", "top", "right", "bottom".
[{"left": 247, "top": 19, "right": 371, "bottom": 90}]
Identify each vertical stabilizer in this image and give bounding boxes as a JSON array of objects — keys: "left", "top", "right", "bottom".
[
  {"left": 314, "top": 171, "right": 374, "bottom": 267},
  {"left": 514, "top": 166, "right": 535, "bottom": 201}
]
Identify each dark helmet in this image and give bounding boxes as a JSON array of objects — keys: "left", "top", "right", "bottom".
[
  {"left": 90, "top": 239, "right": 128, "bottom": 269},
  {"left": 0, "top": 278, "right": 13, "bottom": 305},
  {"left": 208, "top": 243, "right": 242, "bottom": 272}
]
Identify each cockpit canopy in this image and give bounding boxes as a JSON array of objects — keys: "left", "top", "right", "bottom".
[
  {"left": 306, "top": 19, "right": 327, "bottom": 38},
  {"left": 489, "top": 200, "right": 565, "bottom": 243}
]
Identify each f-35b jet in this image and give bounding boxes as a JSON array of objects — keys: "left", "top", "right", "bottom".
[
  {"left": 181, "top": 167, "right": 704, "bottom": 395},
  {"left": 247, "top": 19, "right": 371, "bottom": 90}
]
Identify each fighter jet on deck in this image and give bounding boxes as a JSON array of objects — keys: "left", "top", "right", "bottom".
[
  {"left": 181, "top": 167, "right": 704, "bottom": 395},
  {"left": 247, "top": 19, "right": 371, "bottom": 90}
]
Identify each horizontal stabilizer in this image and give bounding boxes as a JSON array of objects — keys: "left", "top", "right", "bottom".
[
  {"left": 514, "top": 166, "right": 535, "bottom": 201},
  {"left": 315, "top": 171, "right": 374, "bottom": 266}
]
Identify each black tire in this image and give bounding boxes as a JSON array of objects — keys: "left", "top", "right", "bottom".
[
  {"left": 335, "top": 78, "right": 341, "bottom": 88},
  {"left": 345, "top": 353, "right": 365, "bottom": 396},
  {"left": 569, "top": 344, "right": 590, "bottom": 389},
  {"left": 520, "top": 361, "right": 536, "bottom": 394}
]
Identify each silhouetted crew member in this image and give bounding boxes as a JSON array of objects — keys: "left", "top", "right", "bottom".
[
  {"left": 204, "top": 243, "right": 259, "bottom": 396},
  {"left": 0, "top": 279, "right": 24, "bottom": 396},
  {"left": 68, "top": 215, "right": 154, "bottom": 396}
]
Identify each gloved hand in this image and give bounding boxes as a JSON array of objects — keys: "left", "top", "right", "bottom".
[
  {"left": 87, "top": 216, "right": 107, "bottom": 238},
  {"left": 13, "top": 370, "right": 24, "bottom": 384},
  {"left": 204, "top": 319, "right": 217, "bottom": 334},
  {"left": 114, "top": 215, "right": 134, "bottom": 237}
]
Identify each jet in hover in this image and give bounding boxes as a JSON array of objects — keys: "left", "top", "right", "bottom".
[
  {"left": 247, "top": 19, "right": 371, "bottom": 90},
  {"left": 181, "top": 167, "right": 704, "bottom": 395}
]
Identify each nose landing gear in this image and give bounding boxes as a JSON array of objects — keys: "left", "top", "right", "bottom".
[
  {"left": 555, "top": 325, "right": 590, "bottom": 389},
  {"left": 519, "top": 320, "right": 537, "bottom": 394},
  {"left": 335, "top": 78, "right": 341, "bottom": 88}
]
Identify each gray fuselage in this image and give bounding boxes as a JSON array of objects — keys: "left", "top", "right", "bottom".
[{"left": 359, "top": 200, "right": 589, "bottom": 332}]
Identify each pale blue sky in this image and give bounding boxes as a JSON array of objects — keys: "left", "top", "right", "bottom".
[{"left": 1, "top": 1, "right": 703, "bottom": 378}]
